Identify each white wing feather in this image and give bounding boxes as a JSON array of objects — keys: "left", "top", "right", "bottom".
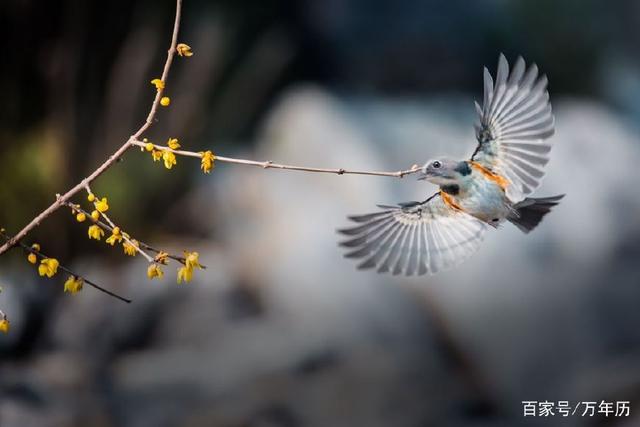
[{"left": 473, "top": 54, "right": 555, "bottom": 203}]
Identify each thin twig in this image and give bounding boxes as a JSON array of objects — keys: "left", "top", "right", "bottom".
[
  {"left": 131, "top": 139, "right": 423, "bottom": 178},
  {"left": 65, "top": 202, "right": 201, "bottom": 268},
  {"left": 82, "top": 185, "right": 154, "bottom": 262},
  {"left": 0, "top": 230, "right": 131, "bottom": 303},
  {"left": 0, "top": 0, "right": 183, "bottom": 256}
]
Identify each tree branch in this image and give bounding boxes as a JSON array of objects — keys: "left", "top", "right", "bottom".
[
  {"left": 131, "top": 139, "right": 423, "bottom": 178},
  {"left": 0, "top": 0, "right": 183, "bottom": 256},
  {"left": 0, "top": 230, "right": 131, "bottom": 303}
]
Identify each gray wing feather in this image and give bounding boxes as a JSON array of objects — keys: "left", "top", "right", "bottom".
[
  {"left": 473, "top": 54, "right": 555, "bottom": 203},
  {"left": 338, "top": 194, "right": 488, "bottom": 276}
]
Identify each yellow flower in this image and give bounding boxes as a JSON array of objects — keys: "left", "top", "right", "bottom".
[
  {"left": 151, "top": 150, "right": 163, "bottom": 162},
  {"left": 176, "top": 43, "right": 193, "bottom": 57},
  {"left": 154, "top": 251, "right": 169, "bottom": 265},
  {"left": 162, "top": 150, "right": 177, "bottom": 169},
  {"left": 88, "top": 225, "right": 104, "bottom": 241},
  {"left": 87, "top": 193, "right": 95, "bottom": 202},
  {"left": 167, "top": 138, "right": 180, "bottom": 150},
  {"left": 147, "top": 263, "right": 164, "bottom": 280},
  {"left": 177, "top": 266, "right": 193, "bottom": 284},
  {"left": 63, "top": 275, "right": 83, "bottom": 294},
  {"left": 160, "top": 96, "right": 170, "bottom": 107},
  {"left": 105, "top": 232, "right": 123, "bottom": 246},
  {"left": 150, "top": 78, "right": 165, "bottom": 90},
  {"left": 184, "top": 251, "right": 203, "bottom": 270},
  {"left": 95, "top": 197, "right": 109, "bottom": 213},
  {"left": 123, "top": 239, "right": 139, "bottom": 256},
  {"left": 177, "top": 251, "right": 203, "bottom": 284},
  {"left": 200, "top": 151, "right": 215, "bottom": 174},
  {"left": 145, "top": 142, "right": 155, "bottom": 152},
  {"left": 76, "top": 212, "right": 86, "bottom": 222},
  {"left": 38, "top": 258, "right": 59, "bottom": 278},
  {"left": 91, "top": 210, "right": 100, "bottom": 221},
  {"left": 0, "top": 318, "right": 9, "bottom": 334},
  {"left": 27, "top": 253, "right": 37, "bottom": 264},
  {"left": 31, "top": 243, "right": 41, "bottom": 251}
]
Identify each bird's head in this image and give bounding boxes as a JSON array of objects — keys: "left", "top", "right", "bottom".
[{"left": 418, "top": 158, "right": 472, "bottom": 186}]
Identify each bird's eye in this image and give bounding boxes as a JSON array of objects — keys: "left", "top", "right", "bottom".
[{"left": 432, "top": 161, "right": 442, "bottom": 169}]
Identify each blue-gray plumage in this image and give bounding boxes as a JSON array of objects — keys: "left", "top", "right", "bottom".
[{"left": 339, "top": 54, "right": 564, "bottom": 275}]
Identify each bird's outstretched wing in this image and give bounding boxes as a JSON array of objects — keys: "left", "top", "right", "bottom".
[
  {"left": 472, "top": 54, "right": 555, "bottom": 203},
  {"left": 338, "top": 194, "right": 488, "bottom": 275}
]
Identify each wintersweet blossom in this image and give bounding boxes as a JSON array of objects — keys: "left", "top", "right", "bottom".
[
  {"left": 200, "top": 151, "right": 215, "bottom": 174},
  {"left": 177, "top": 251, "right": 203, "bottom": 284},
  {"left": 38, "top": 258, "right": 59, "bottom": 278},
  {"left": 123, "top": 239, "right": 139, "bottom": 256},
  {"left": 95, "top": 197, "right": 109, "bottom": 213},
  {"left": 27, "top": 253, "right": 37, "bottom": 264},
  {"left": 185, "top": 252, "right": 202, "bottom": 270},
  {"left": 152, "top": 150, "right": 163, "bottom": 162},
  {"left": 64, "top": 276, "right": 83, "bottom": 294},
  {"left": 167, "top": 138, "right": 180, "bottom": 150},
  {"left": 88, "top": 225, "right": 104, "bottom": 240},
  {"left": 150, "top": 78, "right": 165, "bottom": 90},
  {"left": 147, "top": 263, "right": 164, "bottom": 280},
  {"left": 0, "top": 318, "right": 9, "bottom": 334},
  {"left": 177, "top": 266, "right": 192, "bottom": 284},
  {"left": 176, "top": 43, "right": 193, "bottom": 57},
  {"left": 160, "top": 97, "right": 170, "bottom": 107},
  {"left": 105, "top": 232, "right": 123, "bottom": 246},
  {"left": 154, "top": 251, "right": 169, "bottom": 265},
  {"left": 162, "top": 150, "right": 177, "bottom": 169}
]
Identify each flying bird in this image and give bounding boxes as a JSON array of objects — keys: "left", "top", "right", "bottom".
[{"left": 339, "top": 54, "right": 563, "bottom": 275}]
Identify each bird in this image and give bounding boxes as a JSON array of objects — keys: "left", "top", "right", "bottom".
[{"left": 338, "top": 54, "right": 564, "bottom": 276}]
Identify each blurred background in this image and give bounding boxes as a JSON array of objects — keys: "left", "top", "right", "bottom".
[{"left": 2, "top": 0, "right": 640, "bottom": 426}]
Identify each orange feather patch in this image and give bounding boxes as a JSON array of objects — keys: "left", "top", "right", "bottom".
[
  {"left": 439, "top": 191, "right": 463, "bottom": 211},
  {"left": 469, "top": 161, "right": 509, "bottom": 190}
]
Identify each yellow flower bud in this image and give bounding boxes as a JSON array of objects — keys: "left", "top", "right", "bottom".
[
  {"left": 160, "top": 97, "right": 170, "bottom": 107},
  {"left": 31, "top": 243, "right": 41, "bottom": 251},
  {"left": 27, "top": 253, "right": 37, "bottom": 264},
  {"left": 76, "top": 212, "right": 86, "bottom": 222},
  {"left": 87, "top": 193, "right": 95, "bottom": 202},
  {"left": 145, "top": 142, "right": 154, "bottom": 152},
  {"left": 112, "top": 227, "right": 120, "bottom": 235},
  {"left": 91, "top": 210, "right": 100, "bottom": 221}
]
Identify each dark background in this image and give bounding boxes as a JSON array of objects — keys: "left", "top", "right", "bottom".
[{"left": 2, "top": 1, "right": 640, "bottom": 426}]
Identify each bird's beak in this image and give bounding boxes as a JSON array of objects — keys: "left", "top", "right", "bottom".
[{"left": 417, "top": 167, "right": 430, "bottom": 181}]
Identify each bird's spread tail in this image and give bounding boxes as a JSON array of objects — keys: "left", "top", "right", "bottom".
[{"left": 507, "top": 195, "right": 564, "bottom": 233}]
